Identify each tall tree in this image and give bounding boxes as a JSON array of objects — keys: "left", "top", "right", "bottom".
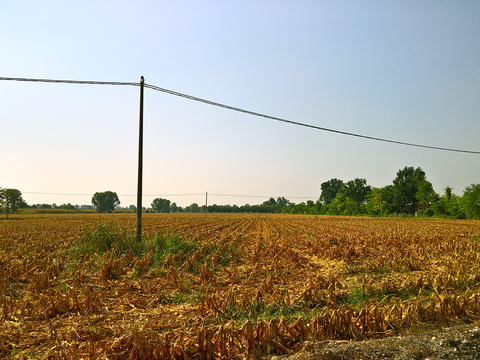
[
  {"left": 329, "top": 189, "right": 357, "bottom": 215},
  {"left": 185, "top": 203, "right": 199, "bottom": 213},
  {"left": 0, "top": 188, "right": 24, "bottom": 218},
  {"left": 264, "top": 197, "right": 276, "bottom": 206},
  {"left": 392, "top": 166, "right": 427, "bottom": 214},
  {"left": 91, "top": 191, "right": 120, "bottom": 213},
  {"left": 366, "top": 187, "right": 389, "bottom": 216},
  {"left": 151, "top": 198, "right": 171, "bottom": 213},
  {"left": 416, "top": 180, "right": 438, "bottom": 213},
  {"left": 276, "top": 197, "right": 290, "bottom": 206},
  {"left": 343, "top": 178, "right": 372, "bottom": 206},
  {"left": 320, "top": 178, "right": 344, "bottom": 204},
  {"left": 445, "top": 186, "right": 453, "bottom": 200},
  {"left": 261, "top": 197, "right": 278, "bottom": 212},
  {"left": 433, "top": 187, "right": 463, "bottom": 218},
  {"left": 462, "top": 184, "right": 480, "bottom": 218}
]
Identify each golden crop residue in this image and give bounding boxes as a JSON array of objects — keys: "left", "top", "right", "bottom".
[{"left": 0, "top": 213, "right": 479, "bottom": 358}]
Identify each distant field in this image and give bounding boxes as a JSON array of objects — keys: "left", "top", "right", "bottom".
[{"left": 0, "top": 213, "right": 479, "bottom": 359}]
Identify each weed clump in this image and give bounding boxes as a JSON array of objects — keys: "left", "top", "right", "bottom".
[
  {"left": 78, "top": 222, "right": 194, "bottom": 268},
  {"left": 152, "top": 233, "right": 192, "bottom": 264},
  {"left": 79, "top": 221, "right": 144, "bottom": 256}
]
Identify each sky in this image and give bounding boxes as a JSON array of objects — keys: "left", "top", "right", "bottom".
[{"left": 1, "top": 1, "right": 480, "bottom": 208}]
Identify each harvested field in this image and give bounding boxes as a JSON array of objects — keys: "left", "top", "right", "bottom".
[{"left": 0, "top": 213, "right": 479, "bottom": 359}]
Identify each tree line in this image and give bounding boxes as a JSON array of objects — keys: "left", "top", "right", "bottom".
[
  {"left": 149, "top": 166, "right": 480, "bottom": 218},
  {"left": 2, "top": 166, "right": 480, "bottom": 218}
]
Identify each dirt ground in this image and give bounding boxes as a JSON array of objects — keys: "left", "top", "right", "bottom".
[{"left": 273, "top": 322, "right": 480, "bottom": 360}]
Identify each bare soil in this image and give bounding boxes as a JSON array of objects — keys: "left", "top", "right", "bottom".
[{"left": 274, "top": 322, "right": 480, "bottom": 360}]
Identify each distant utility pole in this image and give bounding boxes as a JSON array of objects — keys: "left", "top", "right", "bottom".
[
  {"left": 205, "top": 191, "right": 208, "bottom": 217},
  {"left": 136, "top": 76, "right": 144, "bottom": 241}
]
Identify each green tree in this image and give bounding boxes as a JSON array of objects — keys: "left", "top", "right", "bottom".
[
  {"left": 276, "top": 197, "right": 290, "bottom": 207},
  {"left": 91, "top": 191, "right": 120, "bottom": 213},
  {"left": 291, "top": 202, "right": 306, "bottom": 214},
  {"left": 151, "top": 198, "right": 171, "bottom": 213},
  {"left": 462, "top": 184, "right": 480, "bottom": 218},
  {"left": 445, "top": 186, "right": 453, "bottom": 200},
  {"left": 320, "top": 178, "right": 344, "bottom": 204},
  {"left": 343, "top": 178, "right": 372, "bottom": 207},
  {"left": 261, "top": 198, "right": 277, "bottom": 213},
  {"left": 381, "top": 185, "right": 396, "bottom": 213},
  {"left": 265, "top": 197, "right": 277, "bottom": 206},
  {"left": 304, "top": 200, "right": 321, "bottom": 214},
  {"left": 275, "top": 197, "right": 290, "bottom": 213},
  {"left": 366, "top": 187, "right": 389, "bottom": 216},
  {"left": 433, "top": 187, "right": 465, "bottom": 218},
  {"left": 60, "top": 203, "right": 75, "bottom": 210},
  {"left": 446, "top": 193, "right": 465, "bottom": 218},
  {"left": 170, "top": 202, "right": 178, "bottom": 213},
  {"left": 326, "top": 179, "right": 371, "bottom": 215},
  {"left": 416, "top": 180, "right": 438, "bottom": 215},
  {"left": 392, "top": 166, "right": 427, "bottom": 215},
  {"left": 329, "top": 189, "right": 357, "bottom": 215},
  {"left": 185, "top": 203, "right": 199, "bottom": 213},
  {"left": 0, "top": 188, "right": 24, "bottom": 218}
]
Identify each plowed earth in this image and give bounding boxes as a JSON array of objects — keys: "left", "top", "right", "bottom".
[{"left": 0, "top": 214, "right": 479, "bottom": 359}]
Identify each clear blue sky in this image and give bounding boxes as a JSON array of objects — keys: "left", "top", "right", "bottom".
[{"left": 1, "top": 1, "right": 479, "bottom": 208}]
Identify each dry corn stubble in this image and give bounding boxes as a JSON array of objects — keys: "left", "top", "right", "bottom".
[{"left": 0, "top": 213, "right": 479, "bottom": 358}]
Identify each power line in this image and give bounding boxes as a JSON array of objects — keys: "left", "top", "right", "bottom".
[
  {"left": 22, "top": 191, "right": 317, "bottom": 199},
  {"left": 144, "top": 83, "right": 480, "bottom": 155},
  {"left": 0, "top": 76, "right": 139, "bottom": 86},
  {"left": 209, "top": 193, "right": 317, "bottom": 199},
  {"left": 1, "top": 76, "right": 478, "bottom": 154},
  {"left": 23, "top": 192, "right": 93, "bottom": 196},
  {"left": 21, "top": 191, "right": 439, "bottom": 202},
  {"left": 23, "top": 192, "right": 204, "bottom": 197}
]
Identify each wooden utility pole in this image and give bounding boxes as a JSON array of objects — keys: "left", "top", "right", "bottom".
[
  {"left": 205, "top": 192, "right": 208, "bottom": 217},
  {"left": 136, "top": 76, "right": 144, "bottom": 241}
]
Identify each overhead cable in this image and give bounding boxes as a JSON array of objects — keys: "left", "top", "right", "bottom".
[
  {"left": 23, "top": 192, "right": 204, "bottom": 197},
  {"left": 1, "top": 76, "right": 478, "bottom": 154},
  {"left": 0, "top": 76, "right": 139, "bottom": 86},
  {"left": 22, "top": 191, "right": 317, "bottom": 199},
  {"left": 209, "top": 193, "right": 317, "bottom": 199},
  {"left": 144, "top": 83, "right": 480, "bottom": 155}
]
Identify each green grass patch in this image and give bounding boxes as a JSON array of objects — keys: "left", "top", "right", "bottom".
[
  {"left": 341, "top": 286, "right": 368, "bottom": 309},
  {"left": 150, "top": 233, "right": 193, "bottom": 264},
  {"left": 77, "top": 222, "right": 193, "bottom": 259},
  {"left": 76, "top": 222, "right": 245, "bottom": 281},
  {"left": 216, "top": 297, "right": 309, "bottom": 324},
  {"left": 158, "top": 289, "right": 205, "bottom": 305},
  {"left": 76, "top": 222, "right": 199, "bottom": 274},
  {"left": 78, "top": 221, "right": 145, "bottom": 256}
]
